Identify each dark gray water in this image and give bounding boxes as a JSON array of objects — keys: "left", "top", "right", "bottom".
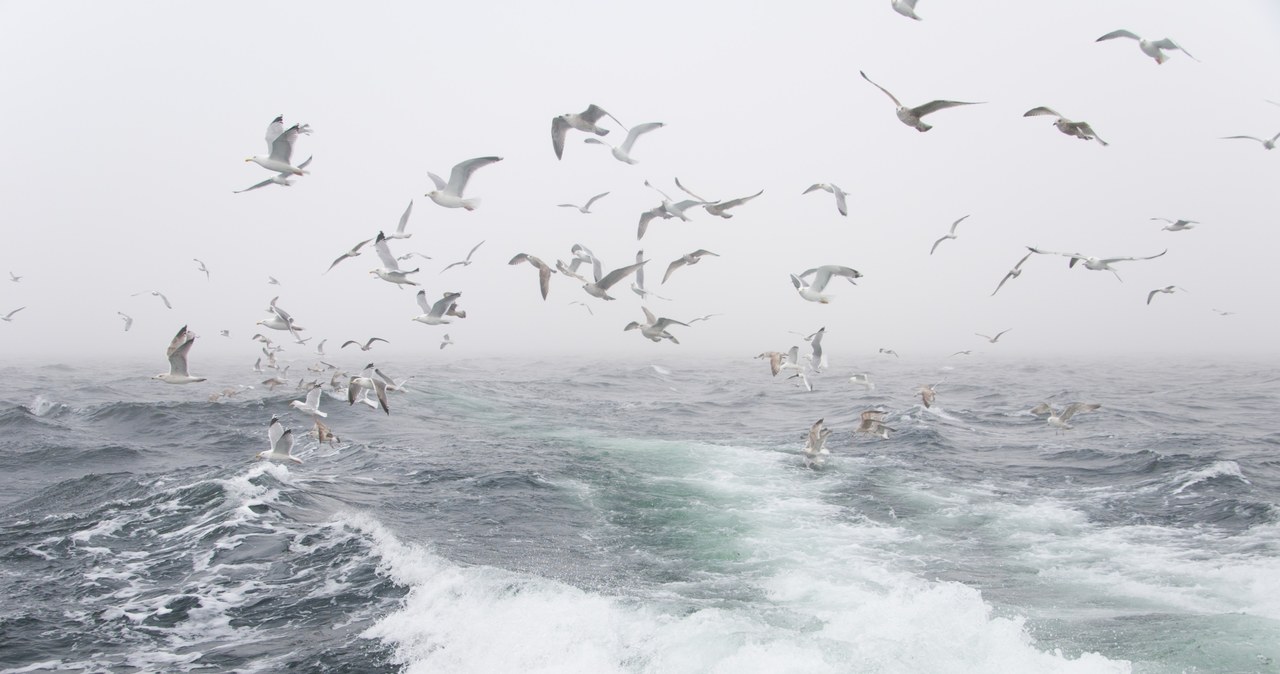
[{"left": 1, "top": 356, "right": 1278, "bottom": 673}]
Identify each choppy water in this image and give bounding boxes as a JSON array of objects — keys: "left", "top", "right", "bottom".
[{"left": 1, "top": 356, "right": 1278, "bottom": 673}]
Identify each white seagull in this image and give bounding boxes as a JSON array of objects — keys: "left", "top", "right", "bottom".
[
  {"left": 860, "top": 71, "right": 983, "bottom": 132},
  {"left": 623, "top": 307, "right": 689, "bottom": 344},
  {"left": 412, "top": 290, "right": 462, "bottom": 325},
  {"left": 802, "top": 183, "right": 849, "bottom": 216},
  {"left": 425, "top": 156, "right": 503, "bottom": 210},
  {"left": 975, "top": 329, "right": 1012, "bottom": 344},
  {"left": 1147, "top": 285, "right": 1186, "bottom": 305},
  {"left": 891, "top": 0, "right": 922, "bottom": 20},
  {"left": 387, "top": 200, "right": 415, "bottom": 239},
  {"left": 992, "top": 251, "right": 1034, "bottom": 296},
  {"left": 803, "top": 419, "right": 833, "bottom": 468},
  {"left": 193, "top": 259, "right": 210, "bottom": 280},
  {"left": 1032, "top": 402, "right": 1101, "bottom": 430},
  {"left": 370, "top": 232, "right": 421, "bottom": 287},
  {"left": 509, "top": 253, "right": 556, "bottom": 300},
  {"left": 154, "top": 325, "right": 206, "bottom": 384},
  {"left": 290, "top": 385, "right": 328, "bottom": 418},
  {"left": 1023, "top": 107, "right": 1108, "bottom": 146},
  {"left": 2, "top": 307, "right": 26, "bottom": 322},
  {"left": 348, "top": 364, "right": 390, "bottom": 415},
  {"left": 1028, "top": 247, "right": 1167, "bottom": 282},
  {"left": 551, "top": 104, "right": 623, "bottom": 160},
  {"left": 558, "top": 191, "right": 611, "bottom": 214},
  {"left": 234, "top": 156, "right": 313, "bottom": 193},
  {"left": 326, "top": 238, "right": 374, "bottom": 274},
  {"left": 856, "top": 410, "right": 894, "bottom": 440},
  {"left": 440, "top": 240, "right": 485, "bottom": 273},
  {"left": 1096, "top": 30, "right": 1198, "bottom": 64},
  {"left": 440, "top": 334, "right": 454, "bottom": 350},
  {"left": 1152, "top": 217, "right": 1198, "bottom": 232},
  {"left": 1221, "top": 132, "right": 1280, "bottom": 150},
  {"left": 257, "top": 416, "right": 302, "bottom": 464},
  {"left": 583, "top": 257, "right": 647, "bottom": 301},
  {"left": 791, "top": 265, "right": 862, "bottom": 303},
  {"left": 245, "top": 115, "right": 312, "bottom": 176},
  {"left": 674, "top": 178, "right": 763, "bottom": 218},
  {"left": 930, "top": 215, "right": 970, "bottom": 255},
  {"left": 584, "top": 122, "right": 664, "bottom": 164},
  {"left": 133, "top": 290, "right": 172, "bottom": 309},
  {"left": 662, "top": 249, "right": 719, "bottom": 284},
  {"left": 342, "top": 337, "right": 389, "bottom": 351},
  {"left": 117, "top": 312, "right": 133, "bottom": 331}
]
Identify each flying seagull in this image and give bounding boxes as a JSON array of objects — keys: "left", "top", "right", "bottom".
[
  {"left": 8, "top": 272, "right": 20, "bottom": 283},
  {"left": 551, "top": 104, "right": 623, "bottom": 160},
  {"left": 245, "top": 115, "right": 312, "bottom": 176},
  {"left": 1096, "top": 30, "right": 1198, "bottom": 64},
  {"left": 1032, "top": 402, "right": 1101, "bottom": 430},
  {"left": 325, "top": 238, "right": 374, "bottom": 274},
  {"left": 193, "top": 259, "right": 211, "bottom": 280},
  {"left": 791, "top": 265, "right": 862, "bottom": 303},
  {"left": 1028, "top": 247, "right": 1167, "bottom": 282},
  {"left": 623, "top": 307, "right": 689, "bottom": 344},
  {"left": 440, "top": 334, "right": 454, "bottom": 350},
  {"left": 440, "top": 240, "right": 485, "bottom": 273},
  {"left": 154, "top": 325, "right": 206, "bottom": 384},
  {"left": 1221, "top": 132, "right": 1280, "bottom": 150},
  {"left": 674, "top": 178, "right": 763, "bottom": 218},
  {"left": 387, "top": 200, "right": 415, "bottom": 239},
  {"left": 802, "top": 183, "right": 849, "bottom": 216},
  {"left": 803, "top": 418, "right": 833, "bottom": 468},
  {"left": 290, "top": 385, "right": 328, "bottom": 418},
  {"left": 975, "top": 329, "right": 1011, "bottom": 344},
  {"left": 257, "top": 416, "right": 302, "bottom": 464},
  {"left": 117, "top": 312, "right": 133, "bottom": 331},
  {"left": 342, "top": 337, "right": 389, "bottom": 351},
  {"left": 348, "top": 364, "right": 390, "bottom": 415},
  {"left": 509, "top": 253, "right": 556, "bottom": 300},
  {"left": 859, "top": 71, "right": 983, "bottom": 132},
  {"left": 425, "top": 156, "right": 503, "bottom": 210},
  {"left": 234, "top": 156, "right": 313, "bottom": 193},
  {"left": 558, "top": 191, "right": 611, "bottom": 214},
  {"left": 583, "top": 257, "right": 647, "bottom": 301},
  {"left": 1152, "top": 217, "right": 1198, "bottom": 232},
  {"left": 992, "top": 251, "right": 1034, "bottom": 296},
  {"left": 2, "top": 307, "right": 26, "bottom": 322},
  {"left": 1146, "top": 285, "right": 1186, "bottom": 305},
  {"left": 930, "top": 215, "right": 970, "bottom": 255},
  {"left": 856, "top": 410, "right": 894, "bottom": 440},
  {"left": 132, "top": 290, "right": 172, "bottom": 309},
  {"left": 662, "top": 249, "right": 719, "bottom": 284},
  {"left": 584, "top": 122, "right": 664, "bottom": 164},
  {"left": 1023, "top": 107, "right": 1108, "bottom": 146},
  {"left": 370, "top": 232, "right": 420, "bottom": 286}
]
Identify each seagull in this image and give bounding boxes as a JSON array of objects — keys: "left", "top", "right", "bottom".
[
  {"left": 952, "top": 350, "right": 972, "bottom": 357},
  {"left": 425, "top": 156, "right": 503, "bottom": 210},
  {"left": 193, "top": 258, "right": 210, "bottom": 280},
  {"left": 584, "top": 122, "right": 664, "bottom": 164},
  {"left": 412, "top": 290, "right": 462, "bottom": 325},
  {"left": 348, "top": 364, "right": 390, "bottom": 415},
  {"left": 257, "top": 416, "right": 302, "bottom": 464},
  {"left": 370, "top": 232, "right": 421, "bottom": 286},
  {"left": 975, "top": 329, "right": 1012, "bottom": 344},
  {"left": 1028, "top": 247, "right": 1167, "bottom": 282},
  {"left": 509, "top": 253, "right": 556, "bottom": 300},
  {"left": 325, "top": 238, "right": 374, "bottom": 274},
  {"left": 153, "top": 325, "right": 206, "bottom": 384},
  {"left": 268, "top": 276, "right": 282, "bottom": 286},
  {"left": 891, "top": 0, "right": 922, "bottom": 20},
  {"left": 629, "top": 249, "right": 671, "bottom": 301},
  {"left": 756, "top": 347, "right": 800, "bottom": 377},
  {"left": 662, "top": 249, "right": 719, "bottom": 284},
  {"left": 234, "top": 156, "right": 313, "bottom": 193},
  {"left": 132, "top": 290, "right": 172, "bottom": 309},
  {"left": 992, "top": 251, "right": 1034, "bottom": 296},
  {"left": 556, "top": 243, "right": 595, "bottom": 282},
  {"left": 342, "top": 337, "right": 389, "bottom": 351},
  {"left": 568, "top": 301, "right": 594, "bottom": 315},
  {"left": 1221, "top": 132, "right": 1280, "bottom": 150},
  {"left": 290, "top": 385, "right": 328, "bottom": 418},
  {"left": 312, "top": 418, "right": 340, "bottom": 447},
  {"left": 1023, "top": 108, "right": 1108, "bottom": 146},
  {"left": 1096, "top": 30, "right": 1198, "bottom": 64},
  {"left": 551, "top": 104, "right": 623, "bottom": 160},
  {"left": 1152, "top": 217, "right": 1198, "bottom": 232},
  {"left": 8, "top": 272, "right": 20, "bottom": 282},
  {"left": 855, "top": 410, "right": 893, "bottom": 439},
  {"left": 637, "top": 181, "right": 713, "bottom": 239},
  {"left": 791, "top": 265, "right": 862, "bottom": 303},
  {"left": 848, "top": 373, "right": 875, "bottom": 391},
  {"left": 558, "top": 191, "right": 611, "bottom": 214},
  {"left": 802, "top": 183, "right": 849, "bottom": 216},
  {"left": 859, "top": 71, "right": 983, "bottom": 132},
  {"left": 919, "top": 384, "right": 937, "bottom": 408},
  {"left": 1147, "top": 285, "right": 1186, "bottom": 305},
  {"left": 623, "top": 307, "right": 689, "bottom": 344},
  {"left": 245, "top": 115, "right": 312, "bottom": 176},
  {"left": 117, "top": 312, "right": 133, "bottom": 331},
  {"left": 687, "top": 313, "right": 722, "bottom": 324},
  {"left": 674, "top": 178, "right": 763, "bottom": 218},
  {"left": 1031, "top": 402, "right": 1101, "bottom": 430},
  {"left": 2, "top": 307, "right": 26, "bottom": 322},
  {"left": 440, "top": 240, "right": 485, "bottom": 273},
  {"left": 386, "top": 200, "right": 415, "bottom": 239},
  {"left": 440, "top": 334, "right": 454, "bottom": 350},
  {"left": 583, "top": 257, "right": 647, "bottom": 301},
  {"left": 256, "top": 296, "right": 305, "bottom": 334},
  {"left": 803, "top": 419, "right": 833, "bottom": 468},
  {"left": 878, "top": 348, "right": 899, "bottom": 358},
  {"left": 930, "top": 215, "right": 970, "bottom": 255}
]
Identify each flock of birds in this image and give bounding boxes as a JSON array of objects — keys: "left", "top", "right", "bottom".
[{"left": 4, "top": 4, "right": 1265, "bottom": 467}]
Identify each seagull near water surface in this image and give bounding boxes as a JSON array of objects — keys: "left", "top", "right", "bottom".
[{"left": 154, "top": 325, "right": 205, "bottom": 384}]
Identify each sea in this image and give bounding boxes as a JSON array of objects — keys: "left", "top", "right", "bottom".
[{"left": 0, "top": 355, "right": 1277, "bottom": 674}]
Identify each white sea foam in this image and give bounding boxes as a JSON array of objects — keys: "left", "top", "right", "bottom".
[{"left": 1170, "top": 460, "right": 1249, "bottom": 495}]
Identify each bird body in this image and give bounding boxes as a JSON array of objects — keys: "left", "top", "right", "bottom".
[
  {"left": 154, "top": 325, "right": 205, "bottom": 384},
  {"left": 425, "top": 156, "right": 502, "bottom": 210},
  {"left": 412, "top": 291, "right": 462, "bottom": 325}
]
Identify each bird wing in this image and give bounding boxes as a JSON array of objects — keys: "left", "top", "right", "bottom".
[
  {"left": 263, "top": 115, "right": 284, "bottom": 152},
  {"left": 715, "top": 190, "right": 764, "bottom": 210},
  {"left": 598, "top": 261, "right": 646, "bottom": 290},
  {"left": 634, "top": 249, "right": 646, "bottom": 289},
  {"left": 233, "top": 177, "right": 276, "bottom": 194},
  {"left": 373, "top": 232, "right": 399, "bottom": 270},
  {"left": 859, "top": 71, "right": 903, "bottom": 107},
  {"left": 326, "top": 238, "right": 372, "bottom": 274},
  {"left": 662, "top": 258, "right": 687, "bottom": 284},
  {"left": 832, "top": 187, "right": 848, "bottom": 216},
  {"left": 640, "top": 306, "right": 658, "bottom": 325},
  {"left": 465, "top": 240, "right": 485, "bottom": 262},
  {"left": 551, "top": 116, "right": 570, "bottom": 160},
  {"left": 1146, "top": 289, "right": 1159, "bottom": 305},
  {"left": 802, "top": 183, "right": 828, "bottom": 195},
  {"left": 1101, "top": 249, "right": 1167, "bottom": 264},
  {"left": 583, "top": 191, "right": 610, "bottom": 210},
  {"left": 1059, "top": 403, "right": 1100, "bottom": 422},
  {"left": 619, "top": 122, "right": 664, "bottom": 154},
  {"left": 305, "top": 386, "right": 322, "bottom": 409},
  {"left": 268, "top": 416, "right": 285, "bottom": 449},
  {"left": 580, "top": 104, "right": 613, "bottom": 124},
  {"left": 166, "top": 326, "right": 194, "bottom": 376},
  {"left": 1152, "top": 38, "right": 1197, "bottom": 60},
  {"left": 673, "top": 177, "right": 708, "bottom": 202},
  {"left": 994, "top": 329, "right": 1012, "bottom": 340},
  {"left": 414, "top": 290, "right": 432, "bottom": 313},
  {"left": 371, "top": 378, "right": 390, "bottom": 414},
  {"left": 395, "top": 200, "right": 414, "bottom": 235},
  {"left": 1096, "top": 29, "right": 1141, "bottom": 42},
  {"left": 268, "top": 123, "right": 308, "bottom": 164},
  {"left": 638, "top": 207, "right": 666, "bottom": 240},
  {"left": 930, "top": 235, "right": 949, "bottom": 256},
  {"left": 912, "top": 100, "right": 983, "bottom": 118},
  {"left": 430, "top": 292, "right": 462, "bottom": 317},
  {"left": 1221, "top": 135, "right": 1265, "bottom": 143},
  {"left": 806, "top": 419, "right": 825, "bottom": 450},
  {"left": 948, "top": 214, "right": 970, "bottom": 235},
  {"left": 446, "top": 156, "right": 502, "bottom": 196},
  {"left": 1023, "top": 107, "right": 1063, "bottom": 119}
]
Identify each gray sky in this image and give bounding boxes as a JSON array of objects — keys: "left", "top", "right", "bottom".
[{"left": 2, "top": 1, "right": 1277, "bottom": 368}]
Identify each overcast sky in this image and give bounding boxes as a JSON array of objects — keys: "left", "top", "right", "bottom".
[{"left": 1, "top": 1, "right": 1277, "bottom": 370}]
